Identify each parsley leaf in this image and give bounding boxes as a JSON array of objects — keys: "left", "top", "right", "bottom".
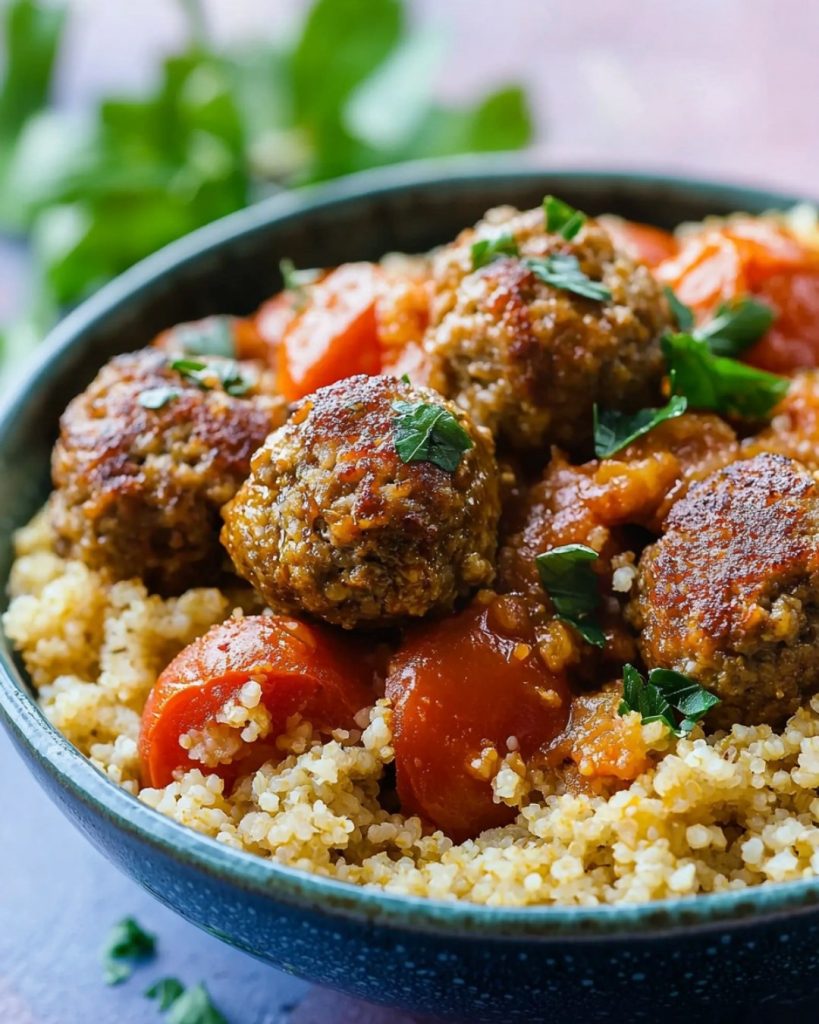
[
  {"left": 101, "top": 916, "right": 156, "bottom": 985},
  {"left": 169, "top": 317, "right": 236, "bottom": 359},
  {"left": 618, "top": 664, "right": 720, "bottom": 736},
  {"left": 470, "top": 231, "right": 519, "bottom": 270},
  {"left": 169, "top": 357, "right": 251, "bottom": 398},
  {"left": 279, "top": 257, "right": 322, "bottom": 303},
  {"left": 165, "top": 983, "right": 228, "bottom": 1024},
  {"left": 137, "top": 386, "right": 181, "bottom": 410},
  {"left": 543, "top": 195, "right": 586, "bottom": 240},
  {"left": 392, "top": 400, "right": 473, "bottom": 472},
  {"left": 524, "top": 254, "right": 611, "bottom": 302},
  {"left": 663, "top": 286, "right": 695, "bottom": 332},
  {"left": 146, "top": 977, "right": 186, "bottom": 1011},
  {"left": 696, "top": 296, "right": 776, "bottom": 356},
  {"left": 662, "top": 332, "right": 789, "bottom": 418},
  {"left": 534, "top": 544, "right": 605, "bottom": 648},
  {"left": 593, "top": 394, "right": 688, "bottom": 458}
]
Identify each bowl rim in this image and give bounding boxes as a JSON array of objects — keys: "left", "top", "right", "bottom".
[{"left": 3, "top": 155, "right": 819, "bottom": 941}]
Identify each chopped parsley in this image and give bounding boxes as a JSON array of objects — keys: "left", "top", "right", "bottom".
[
  {"left": 618, "top": 663, "right": 720, "bottom": 737},
  {"left": 662, "top": 332, "right": 789, "bottom": 418},
  {"left": 169, "top": 317, "right": 236, "bottom": 358},
  {"left": 393, "top": 400, "right": 473, "bottom": 472},
  {"left": 163, "top": 983, "right": 228, "bottom": 1024},
  {"left": 137, "top": 386, "right": 181, "bottom": 410},
  {"left": 593, "top": 394, "right": 688, "bottom": 458},
  {"left": 279, "top": 257, "right": 322, "bottom": 308},
  {"left": 146, "top": 977, "right": 186, "bottom": 1010},
  {"left": 524, "top": 254, "right": 611, "bottom": 302},
  {"left": 169, "top": 357, "right": 252, "bottom": 398},
  {"left": 470, "top": 231, "right": 520, "bottom": 270},
  {"left": 534, "top": 544, "right": 605, "bottom": 648},
  {"left": 102, "top": 916, "right": 156, "bottom": 985},
  {"left": 664, "top": 288, "right": 775, "bottom": 357},
  {"left": 543, "top": 195, "right": 586, "bottom": 240}
]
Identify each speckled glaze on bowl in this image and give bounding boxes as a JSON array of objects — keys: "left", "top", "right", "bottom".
[{"left": 3, "top": 159, "right": 819, "bottom": 1023}]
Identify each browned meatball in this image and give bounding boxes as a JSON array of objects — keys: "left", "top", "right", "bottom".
[
  {"left": 425, "top": 205, "right": 671, "bottom": 453},
  {"left": 50, "top": 348, "right": 286, "bottom": 593},
  {"left": 221, "top": 374, "right": 500, "bottom": 628},
  {"left": 630, "top": 453, "right": 819, "bottom": 726}
]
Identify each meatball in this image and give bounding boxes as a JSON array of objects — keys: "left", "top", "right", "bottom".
[
  {"left": 50, "top": 348, "right": 286, "bottom": 593},
  {"left": 221, "top": 374, "right": 500, "bottom": 628},
  {"left": 630, "top": 453, "right": 819, "bottom": 726},
  {"left": 425, "top": 205, "right": 671, "bottom": 452}
]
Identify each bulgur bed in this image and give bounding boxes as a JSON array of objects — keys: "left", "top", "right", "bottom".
[{"left": 10, "top": 513, "right": 819, "bottom": 906}]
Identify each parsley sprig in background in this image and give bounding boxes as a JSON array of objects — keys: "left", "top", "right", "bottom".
[{"left": 0, "top": 0, "right": 533, "bottom": 381}]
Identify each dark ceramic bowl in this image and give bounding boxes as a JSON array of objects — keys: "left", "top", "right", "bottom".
[{"left": 2, "top": 159, "right": 819, "bottom": 1023}]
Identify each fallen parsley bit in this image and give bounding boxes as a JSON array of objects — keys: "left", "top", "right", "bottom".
[
  {"left": 535, "top": 544, "right": 605, "bottom": 648},
  {"left": 137, "top": 386, "right": 181, "bottom": 410},
  {"left": 102, "top": 916, "right": 156, "bottom": 986},
  {"left": 618, "top": 663, "right": 720, "bottom": 737},
  {"left": 543, "top": 195, "right": 586, "bottom": 240},
  {"left": 280, "top": 257, "right": 322, "bottom": 309},
  {"left": 696, "top": 296, "right": 776, "bottom": 356},
  {"left": 593, "top": 394, "right": 688, "bottom": 458},
  {"left": 146, "top": 977, "right": 186, "bottom": 1011},
  {"left": 470, "top": 231, "right": 520, "bottom": 270},
  {"left": 400, "top": 372, "right": 411, "bottom": 384},
  {"left": 662, "top": 332, "right": 789, "bottom": 418},
  {"left": 393, "top": 400, "right": 473, "bottom": 472},
  {"left": 170, "top": 317, "right": 236, "bottom": 359},
  {"left": 524, "top": 254, "right": 611, "bottom": 302},
  {"left": 165, "top": 982, "right": 228, "bottom": 1024}
]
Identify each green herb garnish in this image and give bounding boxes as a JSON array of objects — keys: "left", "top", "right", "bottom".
[
  {"left": 663, "top": 286, "right": 695, "bottom": 332},
  {"left": 137, "top": 386, "right": 181, "bottom": 410},
  {"left": 618, "top": 664, "right": 720, "bottom": 737},
  {"left": 169, "top": 357, "right": 251, "bottom": 398},
  {"left": 535, "top": 544, "right": 605, "bottom": 648},
  {"left": 399, "top": 372, "right": 411, "bottom": 384},
  {"left": 696, "top": 296, "right": 776, "bottom": 356},
  {"left": 543, "top": 195, "right": 586, "bottom": 240},
  {"left": 102, "top": 916, "right": 156, "bottom": 985},
  {"left": 393, "top": 400, "right": 473, "bottom": 472},
  {"left": 662, "top": 332, "right": 789, "bottom": 418},
  {"left": 146, "top": 977, "right": 186, "bottom": 1011},
  {"left": 169, "top": 317, "right": 236, "bottom": 359},
  {"left": 470, "top": 232, "right": 520, "bottom": 270},
  {"left": 279, "top": 258, "right": 322, "bottom": 308},
  {"left": 524, "top": 254, "right": 611, "bottom": 302},
  {"left": 593, "top": 394, "right": 688, "bottom": 458},
  {"left": 664, "top": 288, "right": 774, "bottom": 356},
  {"left": 164, "top": 983, "right": 228, "bottom": 1024}
]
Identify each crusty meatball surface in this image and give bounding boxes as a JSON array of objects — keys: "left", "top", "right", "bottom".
[
  {"left": 50, "top": 348, "right": 286, "bottom": 593},
  {"left": 221, "top": 374, "right": 500, "bottom": 629},
  {"left": 424, "top": 205, "right": 671, "bottom": 453},
  {"left": 630, "top": 453, "right": 819, "bottom": 726}
]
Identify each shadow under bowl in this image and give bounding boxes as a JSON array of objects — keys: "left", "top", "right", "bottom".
[{"left": 2, "top": 157, "right": 818, "bottom": 1023}]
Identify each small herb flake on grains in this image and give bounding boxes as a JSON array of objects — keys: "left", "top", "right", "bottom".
[
  {"left": 393, "top": 400, "right": 473, "bottom": 472},
  {"left": 169, "top": 358, "right": 252, "bottom": 398},
  {"left": 470, "top": 231, "right": 519, "bottom": 270},
  {"left": 543, "top": 194, "right": 587, "bottom": 240},
  {"left": 618, "top": 663, "right": 721, "bottom": 737}
]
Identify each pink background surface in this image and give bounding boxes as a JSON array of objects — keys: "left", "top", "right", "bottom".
[{"left": 3, "top": 3, "right": 819, "bottom": 1022}]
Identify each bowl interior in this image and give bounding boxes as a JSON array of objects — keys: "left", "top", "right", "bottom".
[{"left": 0, "top": 159, "right": 814, "bottom": 935}]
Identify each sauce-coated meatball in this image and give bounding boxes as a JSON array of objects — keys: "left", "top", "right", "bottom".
[
  {"left": 630, "top": 453, "right": 819, "bottom": 726},
  {"left": 425, "top": 205, "right": 671, "bottom": 453},
  {"left": 50, "top": 349, "right": 285, "bottom": 593},
  {"left": 221, "top": 374, "right": 500, "bottom": 628}
]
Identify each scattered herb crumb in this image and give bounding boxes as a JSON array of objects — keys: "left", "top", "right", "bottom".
[
  {"left": 146, "top": 977, "right": 186, "bottom": 1011},
  {"left": 102, "top": 916, "right": 156, "bottom": 985},
  {"left": 393, "top": 400, "right": 473, "bottom": 472}
]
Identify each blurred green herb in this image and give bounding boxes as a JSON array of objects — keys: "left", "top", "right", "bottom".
[
  {"left": 0, "top": 0, "right": 533, "bottom": 378},
  {"left": 101, "top": 916, "right": 156, "bottom": 985}
]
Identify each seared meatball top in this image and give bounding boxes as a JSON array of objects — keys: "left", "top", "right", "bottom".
[
  {"left": 50, "top": 348, "right": 286, "bottom": 593},
  {"left": 222, "top": 374, "right": 500, "bottom": 628},
  {"left": 631, "top": 453, "right": 819, "bottom": 725},
  {"left": 425, "top": 205, "right": 671, "bottom": 454}
]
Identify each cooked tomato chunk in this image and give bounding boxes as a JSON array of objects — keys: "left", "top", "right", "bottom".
[{"left": 386, "top": 598, "right": 571, "bottom": 841}]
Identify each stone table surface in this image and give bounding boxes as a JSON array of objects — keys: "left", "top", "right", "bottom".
[{"left": 5, "top": 1, "right": 819, "bottom": 1021}]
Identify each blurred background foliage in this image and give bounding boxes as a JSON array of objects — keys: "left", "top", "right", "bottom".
[{"left": 0, "top": 0, "right": 533, "bottom": 381}]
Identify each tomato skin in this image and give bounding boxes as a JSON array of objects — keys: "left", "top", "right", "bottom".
[
  {"left": 657, "top": 219, "right": 819, "bottom": 373},
  {"left": 386, "top": 600, "right": 571, "bottom": 842},
  {"left": 276, "top": 263, "right": 383, "bottom": 400},
  {"left": 598, "top": 215, "right": 678, "bottom": 268},
  {"left": 139, "top": 615, "right": 374, "bottom": 788}
]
